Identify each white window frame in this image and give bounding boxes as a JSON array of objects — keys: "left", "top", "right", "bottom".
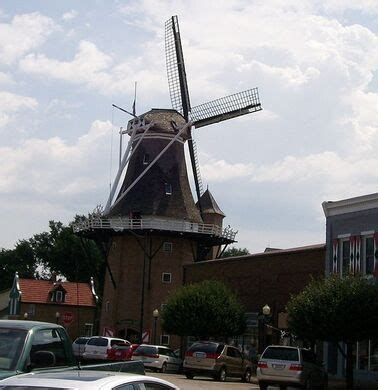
[
  {"left": 55, "top": 290, "right": 64, "bottom": 303},
  {"left": 160, "top": 334, "right": 170, "bottom": 345},
  {"left": 84, "top": 323, "right": 94, "bottom": 337},
  {"left": 162, "top": 273, "right": 172, "bottom": 284}
]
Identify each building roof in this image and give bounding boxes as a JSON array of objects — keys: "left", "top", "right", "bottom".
[
  {"left": 18, "top": 279, "right": 96, "bottom": 307},
  {"left": 198, "top": 189, "right": 226, "bottom": 217},
  {"left": 322, "top": 192, "right": 378, "bottom": 217}
]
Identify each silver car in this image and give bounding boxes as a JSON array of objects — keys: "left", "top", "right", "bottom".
[
  {"left": 131, "top": 344, "right": 182, "bottom": 373},
  {"left": 256, "top": 345, "right": 328, "bottom": 389}
]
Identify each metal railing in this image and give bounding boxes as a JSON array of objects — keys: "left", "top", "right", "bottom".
[{"left": 73, "top": 216, "right": 237, "bottom": 241}]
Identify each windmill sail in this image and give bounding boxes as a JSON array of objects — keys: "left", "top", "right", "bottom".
[
  {"left": 165, "top": 16, "right": 191, "bottom": 119},
  {"left": 190, "top": 88, "right": 262, "bottom": 128}
]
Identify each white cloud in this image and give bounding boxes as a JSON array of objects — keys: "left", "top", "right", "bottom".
[
  {"left": 0, "top": 91, "right": 38, "bottom": 128},
  {"left": 0, "top": 12, "right": 57, "bottom": 65},
  {"left": 0, "top": 120, "right": 112, "bottom": 198},
  {"left": 62, "top": 10, "right": 78, "bottom": 21}
]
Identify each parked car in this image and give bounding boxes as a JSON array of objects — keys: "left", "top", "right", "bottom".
[
  {"left": 131, "top": 344, "right": 182, "bottom": 373},
  {"left": 107, "top": 343, "right": 139, "bottom": 361},
  {"left": 0, "top": 369, "right": 178, "bottom": 390},
  {"left": 183, "top": 341, "right": 253, "bottom": 382},
  {"left": 83, "top": 336, "right": 130, "bottom": 361},
  {"left": 256, "top": 345, "right": 328, "bottom": 389},
  {"left": 72, "top": 336, "right": 91, "bottom": 358}
]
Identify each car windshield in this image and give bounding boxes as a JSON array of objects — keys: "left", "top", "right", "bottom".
[
  {"left": 262, "top": 347, "right": 299, "bottom": 361},
  {"left": 188, "top": 343, "right": 224, "bottom": 354},
  {"left": 0, "top": 328, "right": 28, "bottom": 371}
]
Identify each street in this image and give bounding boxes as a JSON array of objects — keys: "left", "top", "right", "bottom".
[{"left": 149, "top": 372, "right": 260, "bottom": 389}]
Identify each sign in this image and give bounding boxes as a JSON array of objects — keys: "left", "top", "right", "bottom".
[
  {"left": 103, "top": 327, "right": 114, "bottom": 337},
  {"left": 62, "top": 311, "right": 74, "bottom": 326},
  {"left": 142, "top": 330, "right": 150, "bottom": 343}
]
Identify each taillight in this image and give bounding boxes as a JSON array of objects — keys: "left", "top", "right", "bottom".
[
  {"left": 289, "top": 363, "right": 303, "bottom": 371},
  {"left": 206, "top": 353, "right": 220, "bottom": 359},
  {"left": 258, "top": 361, "right": 268, "bottom": 369},
  {"left": 185, "top": 351, "right": 193, "bottom": 357}
]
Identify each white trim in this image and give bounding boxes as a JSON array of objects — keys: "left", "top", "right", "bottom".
[
  {"left": 322, "top": 193, "right": 378, "bottom": 217},
  {"left": 337, "top": 233, "right": 351, "bottom": 239},
  {"left": 361, "top": 230, "right": 374, "bottom": 236},
  {"left": 162, "top": 272, "right": 172, "bottom": 283}
]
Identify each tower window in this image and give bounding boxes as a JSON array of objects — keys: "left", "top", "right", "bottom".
[
  {"left": 143, "top": 154, "right": 150, "bottom": 165},
  {"left": 162, "top": 273, "right": 172, "bottom": 283},
  {"left": 165, "top": 183, "right": 172, "bottom": 195},
  {"left": 163, "top": 242, "right": 173, "bottom": 252}
]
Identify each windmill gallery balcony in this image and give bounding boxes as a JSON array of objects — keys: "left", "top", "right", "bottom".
[{"left": 72, "top": 215, "right": 237, "bottom": 242}]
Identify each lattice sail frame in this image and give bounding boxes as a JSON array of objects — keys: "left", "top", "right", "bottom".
[
  {"left": 190, "top": 88, "right": 262, "bottom": 128},
  {"left": 165, "top": 16, "right": 191, "bottom": 118}
]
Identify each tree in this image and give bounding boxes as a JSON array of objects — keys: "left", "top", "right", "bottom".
[
  {"left": 161, "top": 280, "right": 246, "bottom": 339},
  {"left": 221, "top": 246, "right": 250, "bottom": 258},
  {"left": 287, "top": 275, "right": 378, "bottom": 389}
]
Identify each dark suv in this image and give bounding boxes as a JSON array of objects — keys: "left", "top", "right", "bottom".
[{"left": 183, "top": 341, "right": 252, "bottom": 382}]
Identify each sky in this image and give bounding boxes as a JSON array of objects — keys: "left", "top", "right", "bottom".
[{"left": 1, "top": 0, "right": 378, "bottom": 253}]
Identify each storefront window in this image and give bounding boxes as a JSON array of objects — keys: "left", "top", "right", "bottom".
[
  {"left": 341, "top": 240, "right": 350, "bottom": 276},
  {"left": 370, "top": 340, "right": 378, "bottom": 371},
  {"left": 364, "top": 237, "right": 374, "bottom": 275},
  {"left": 358, "top": 340, "right": 369, "bottom": 370}
]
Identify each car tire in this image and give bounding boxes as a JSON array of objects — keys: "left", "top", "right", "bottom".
[
  {"left": 242, "top": 369, "right": 251, "bottom": 383},
  {"left": 259, "top": 382, "right": 268, "bottom": 390},
  {"left": 218, "top": 367, "right": 227, "bottom": 382},
  {"left": 160, "top": 362, "right": 167, "bottom": 373},
  {"left": 185, "top": 372, "right": 194, "bottom": 379}
]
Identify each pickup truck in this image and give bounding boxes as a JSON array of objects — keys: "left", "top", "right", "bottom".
[{"left": 0, "top": 320, "right": 143, "bottom": 380}]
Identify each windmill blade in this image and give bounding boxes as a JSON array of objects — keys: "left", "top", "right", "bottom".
[
  {"left": 190, "top": 88, "right": 262, "bottom": 128},
  {"left": 165, "top": 15, "right": 191, "bottom": 119}
]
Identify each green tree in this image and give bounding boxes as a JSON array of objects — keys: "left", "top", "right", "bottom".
[
  {"left": 221, "top": 246, "right": 250, "bottom": 258},
  {"left": 287, "top": 275, "right": 378, "bottom": 389},
  {"left": 161, "top": 280, "right": 246, "bottom": 339}
]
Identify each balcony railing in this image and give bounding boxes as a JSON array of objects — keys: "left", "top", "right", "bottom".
[{"left": 73, "top": 216, "right": 237, "bottom": 241}]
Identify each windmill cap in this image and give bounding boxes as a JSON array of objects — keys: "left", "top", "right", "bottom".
[{"left": 198, "top": 189, "right": 226, "bottom": 217}]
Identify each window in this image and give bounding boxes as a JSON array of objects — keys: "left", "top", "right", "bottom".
[
  {"left": 30, "top": 329, "right": 67, "bottom": 367},
  {"left": 143, "top": 153, "right": 150, "bottom": 165},
  {"left": 341, "top": 240, "right": 350, "bottom": 276},
  {"left": 363, "top": 236, "right": 374, "bottom": 275},
  {"left": 9, "top": 298, "right": 19, "bottom": 316},
  {"left": 162, "top": 273, "right": 172, "bottom": 283},
  {"left": 51, "top": 290, "right": 65, "bottom": 303},
  {"left": 165, "top": 183, "right": 172, "bottom": 195},
  {"left": 163, "top": 242, "right": 172, "bottom": 253},
  {"left": 160, "top": 334, "right": 170, "bottom": 345},
  {"left": 84, "top": 323, "right": 93, "bottom": 337}
]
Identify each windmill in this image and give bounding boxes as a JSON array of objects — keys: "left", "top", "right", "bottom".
[
  {"left": 165, "top": 15, "right": 262, "bottom": 213},
  {"left": 104, "top": 15, "right": 261, "bottom": 215}
]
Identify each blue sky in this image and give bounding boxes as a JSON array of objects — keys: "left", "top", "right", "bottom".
[{"left": 1, "top": 0, "right": 378, "bottom": 252}]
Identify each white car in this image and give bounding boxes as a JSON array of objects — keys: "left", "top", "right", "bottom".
[
  {"left": 72, "top": 336, "right": 91, "bottom": 357},
  {"left": 0, "top": 369, "right": 179, "bottom": 390},
  {"left": 83, "top": 336, "right": 130, "bottom": 360},
  {"left": 131, "top": 344, "right": 182, "bottom": 373}
]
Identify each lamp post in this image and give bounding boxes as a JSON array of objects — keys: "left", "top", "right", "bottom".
[
  {"left": 259, "top": 304, "right": 271, "bottom": 354},
  {"left": 55, "top": 311, "right": 60, "bottom": 324},
  {"left": 153, "top": 309, "right": 159, "bottom": 345},
  {"left": 23, "top": 312, "right": 28, "bottom": 320}
]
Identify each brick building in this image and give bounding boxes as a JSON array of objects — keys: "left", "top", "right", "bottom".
[
  {"left": 184, "top": 244, "right": 325, "bottom": 353},
  {"left": 7, "top": 272, "right": 98, "bottom": 340}
]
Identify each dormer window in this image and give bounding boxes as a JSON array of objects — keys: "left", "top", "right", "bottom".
[
  {"left": 143, "top": 154, "right": 150, "bottom": 165},
  {"left": 51, "top": 289, "right": 66, "bottom": 303},
  {"left": 165, "top": 183, "right": 172, "bottom": 195}
]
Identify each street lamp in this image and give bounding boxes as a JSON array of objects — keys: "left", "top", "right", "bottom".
[
  {"left": 55, "top": 311, "right": 60, "bottom": 324},
  {"left": 23, "top": 312, "right": 28, "bottom": 320},
  {"left": 259, "top": 304, "right": 271, "bottom": 354},
  {"left": 153, "top": 309, "right": 159, "bottom": 345}
]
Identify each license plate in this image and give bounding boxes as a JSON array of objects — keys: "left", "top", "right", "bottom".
[
  {"left": 194, "top": 352, "right": 206, "bottom": 359},
  {"left": 272, "top": 364, "right": 285, "bottom": 370}
]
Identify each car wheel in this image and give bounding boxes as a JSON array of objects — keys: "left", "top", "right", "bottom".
[
  {"left": 185, "top": 372, "right": 194, "bottom": 379},
  {"left": 242, "top": 369, "right": 251, "bottom": 383},
  {"left": 160, "top": 362, "right": 167, "bottom": 373},
  {"left": 218, "top": 367, "right": 227, "bottom": 382},
  {"left": 259, "top": 382, "right": 268, "bottom": 390}
]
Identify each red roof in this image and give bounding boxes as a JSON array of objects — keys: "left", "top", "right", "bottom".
[{"left": 18, "top": 279, "right": 96, "bottom": 307}]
